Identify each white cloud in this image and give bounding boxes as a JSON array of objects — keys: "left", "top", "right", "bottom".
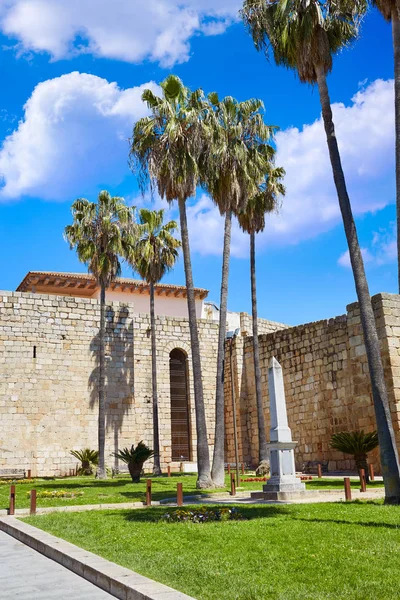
[
  {"left": 0, "top": 0, "right": 240, "bottom": 67},
  {"left": 338, "top": 248, "right": 374, "bottom": 269},
  {"left": 0, "top": 72, "right": 160, "bottom": 201},
  {"left": 185, "top": 78, "right": 396, "bottom": 257},
  {"left": 338, "top": 223, "right": 398, "bottom": 268}
]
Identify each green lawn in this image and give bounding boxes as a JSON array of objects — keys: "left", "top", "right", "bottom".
[
  {"left": 0, "top": 474, "right": 384, "bottom": 510},
  {"left": 24, "top": 501, "right": 400, "bottom": 600}
]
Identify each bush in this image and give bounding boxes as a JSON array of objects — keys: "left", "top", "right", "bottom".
[
  {"left": 70, "top": 448, "right": 99, "bottom": 476},
  {"left": 113, "top": 441, "right": 154, "bottom": 483},
  {"left": 162, "top": 506, "right": 244, "bottom": 523}
]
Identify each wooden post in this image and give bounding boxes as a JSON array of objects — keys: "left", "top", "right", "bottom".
[
  {"left": 9, "top": 485, "right": 15, "bottom": 516},
  {"left": 180, "top": 462, "right": 184, "bottom": 474},
  {"left": 27, "top": 470, "right": 31, "bottom": 479},
  {"left": 227, "top": 464, "right": 231, "bottom": 475},
  {"left": 167, "top": 466, "right": 171, "bottom": 477},
  {"left": 344, "top": 477, "right": 352, "bottom": 501},
  {"left": 145, "top": 479, "right": 152, "bottom": 506},
  {"left": 359, "top": 469, "right": 366, "bottom": 492},
  {"left": 241, "top": 463, "right": 245, "bottom": 475},
  {"left": 369, "top": 463, "right": 375, "bottom": 482},
  {"left": 177, "top": 482, "right": 183, "bottom": 506},
  {"left": 30, "top": 490, "right": 37, "bottom": 515},
  {"left": 317, "top": 463, "right": 322, "bottom": 478},
  {"left": 230, "top": 473, "right": 236, "bottom": 497}
]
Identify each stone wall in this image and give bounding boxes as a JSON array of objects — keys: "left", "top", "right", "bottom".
[
  {"left": 0, "top": 291, "right": 219, "bottom": 476},
  {"left": 225, "top": 293, "right": 400, "bottom": 474}
]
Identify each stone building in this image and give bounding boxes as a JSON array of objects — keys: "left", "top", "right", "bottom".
[{"left": 0, "top": 270, "right": 399, "bottom": 476}]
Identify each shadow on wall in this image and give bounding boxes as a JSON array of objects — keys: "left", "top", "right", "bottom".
[{"left": 89, "top": 305, "right": 134, "bottom": 471}]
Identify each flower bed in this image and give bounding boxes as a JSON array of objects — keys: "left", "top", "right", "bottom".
[
  {"left": 0, "top": 478, "right": 36, "bottom": 486},
  {"left": 162, "top": 506, "right": 244, "bottom": 523},
  {"left": 26, "top": 490, "right": 84, "bottom": 499}
]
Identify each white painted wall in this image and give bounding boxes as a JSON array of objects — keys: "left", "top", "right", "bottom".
[{"left": 93, "top": 288, "right": 204, "bottom": 319}]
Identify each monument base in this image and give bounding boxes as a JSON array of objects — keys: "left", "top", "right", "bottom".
[
  {"left": 250, "top": 489, "right": 314, "bottom": 502},
  {"left": 263, "top": 475, "right": 306, "bottom": 493}
]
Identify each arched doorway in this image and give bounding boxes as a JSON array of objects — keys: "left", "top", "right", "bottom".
[{"left": 169, "top": 349, "right": 191, "bottom": 461}]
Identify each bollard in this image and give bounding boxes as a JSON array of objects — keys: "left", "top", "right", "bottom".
[
  {"left": 145, "top": 479, "right": 152, "bottom": 506},
  {"left": 359, "top": 469, "right": 366, "bottom": 492},
  {"left": 9, "top": 485, "right": 15, "bottom": 516},
  {"left": 369, "top": 463, "right": 375, "bottom": 482},
  {"left": 241, "top": 463, "right": 245, "bottom": 475},
  {"left": 177, "top": 482, "right": 183, "bottom": 507},
  {"left": 344, "top": 478, "right": 352, "bottom": 501},
  {"left": 227, "top": 464, "right": 231, "bottom": 475},
  {"left": 27, "top": 470, "right": 31, "bottom": 479},
  {"left": 180, "top": 462, "right": 184, "bottom": 474},
  {"left": 317, "top": 464, "right": 322, "bottom": 478},
  {"left": 230, "top": 473, "right": 236, "bottom": 497},
  {"left": 30, "top": 490, "right": 37, "bottom": 515},
  {"left": 167, "top": 466, "right": 171, "bottom": 477}
]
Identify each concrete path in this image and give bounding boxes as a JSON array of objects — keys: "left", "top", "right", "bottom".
[{"left": 0, "top": 530, "right": 115, "bottom": 599}]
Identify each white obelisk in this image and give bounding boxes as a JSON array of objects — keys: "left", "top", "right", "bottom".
[{"left": 263, "top": 357, "right": 305, "bottom": 495}]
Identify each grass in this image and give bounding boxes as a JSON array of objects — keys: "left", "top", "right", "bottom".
[
  {"left": 0, "top": 474, "right": 384, "bottom": 510},
  {"left": 24, "top": 501, "right": 400, "bottom": 600}
]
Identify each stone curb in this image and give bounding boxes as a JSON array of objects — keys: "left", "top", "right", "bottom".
[{"left": 0, "top": 517, "right": 196, "bottom": 600}]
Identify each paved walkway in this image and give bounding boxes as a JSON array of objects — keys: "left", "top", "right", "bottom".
[{"left": 0, "top": 530, "right": 115, "bottom": 599}]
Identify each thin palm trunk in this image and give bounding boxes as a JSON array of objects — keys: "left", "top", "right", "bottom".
[
  {"left": 211, "top": 210, "right": 232, "bottom": 486},
  {"left": 393, "top": 9, "right": 400, "bottom": 292},
  {"left": 150, "top": 282, "right": 162, "bottom": 475},
  {"left": 250, "top": 231, "right": 269, "bottom": 465},
  {"left": 316, "top": 64, "right": 400, "bottom": 504},
  {"left": 178, "top": 197, "right": 213, "bottom": 488},
  {"left": 97, "top": 283, "right": 107, "bottom": 479}
]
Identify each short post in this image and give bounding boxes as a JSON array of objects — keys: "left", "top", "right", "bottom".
[
  {"left": 230, "top": 473, "right": 236, "bottom": 497},
  {"left": 9, "top": 485, "right": 15, "bottom": 516},
  {"left": 27, "top": 469, "right": 31, "bottom": 479},
  {"left": 359, "top": 469, "right": 366, "bottom": 492},
  {"left": 241, "top": 463, "right": 245, "bottom": 475},
  {"left": 227, "top": 464, "right": 231, "bottom": 475},
  {"left": 177, "top": 482, "right": 183, "bottom": 507},
  {"left": 30, "top": 490, "right": 37, "bottom": 515},
  {"left": 180, "top": 462, "right": 184, "bottom": 474},
  {"left": 167, "top": 466, "right": 171, "bottom": 477},
  {"left": 317, "top": 463, "right": 322, "bottom": 478},
  {"left": 344, "top": 477, "right": 352, "bottom": 501},
  {"left": 369, "top": 463, "right": 375, "bottom": 482},
  {"left": 145, "top": 479, "right": 152, "bottom": 507}
]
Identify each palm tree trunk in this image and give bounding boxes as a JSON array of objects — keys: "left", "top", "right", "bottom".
[
  {"left": 315, "top": 64, "right": 400, "bottom": 504},
  {"left": 97, "top": 283, "right": 107, "bottom": 479},
  {"left": 150, "top": 282, "right": 162, "bottom": 475},
  {"left": 250, "top": 231, "right": 269, "bottom": 466},
  {"left": 392, "top": 9, "right": 400, "bottom": 292},
  {"left": 211, "top": 210, "right": 232, "bottom": 487},
  {"left": 178, "top": 197, "right": 213, "bottom": 488}
]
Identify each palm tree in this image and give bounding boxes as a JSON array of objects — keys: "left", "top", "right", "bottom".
[
  {"left": 65, "top": 191, "right": 134, "bottom": 479},
  {"left": 129, "top": 75, "right": 214, "bottom": 489},
  {"left": 129, "top": 208, "right": 181, "bottom": 476},
  {"left": 372, "top": 1, "right": 400, "bottom": 290},
  {"left": 200, "top": 94, "right": 279, "bottom": 486},
  {"left": 237, "top": 165, "right": 285, "bottom": 470},
  {"left": 241, "top": 0, "right": 400, "bottom": 503},
  {"left": 331, "top": 430, "right": 379, "bottom": 484}
]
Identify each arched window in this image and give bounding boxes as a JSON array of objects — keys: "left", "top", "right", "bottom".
[{"left": 169, "top": 349, "right": 191, "bottom": 461}]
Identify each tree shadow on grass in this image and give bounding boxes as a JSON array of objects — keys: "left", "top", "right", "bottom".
[{"left": 293, "top": 501, "right": 400, "bottom": 531}]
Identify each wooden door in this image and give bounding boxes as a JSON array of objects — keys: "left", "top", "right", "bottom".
[{"left": 170, "top": 349, "right": 191, "bottom": 461}]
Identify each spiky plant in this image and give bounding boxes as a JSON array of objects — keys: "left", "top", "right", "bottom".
[
  {"left": 70, "top": 448, "right": 99, "bottom": 476},
  {"left": 241, "top": 0, "right": 400, "bottom": 504},
  {"left": 330, "top": 431, "right": 379, "bottom": 483},
  {"left": 113, "top": 441, "right": 154, "bottom": 483},
  {"left": 128, "top": 208, "right": 181, "bottom": 476}
]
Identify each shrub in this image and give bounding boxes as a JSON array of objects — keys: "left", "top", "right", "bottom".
[
  {"left": 113, "top": 441, "right": 154, "bottom": 483},
  {"left": 70, "top": 448, "right": 99, "bottom": 476},
  {"left": 330, "top": 430, "right": 379, "bottom": 483},
  {"left": 162, "top": 506, "right": 244, "bottom": 523}
]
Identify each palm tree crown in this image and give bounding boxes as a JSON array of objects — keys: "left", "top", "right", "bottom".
[
  {"left": 237, "top": 165, "right": 285, "bottom": 234},
  {"left": 133, "top": 208, "right": 181, "bottom": 285},
  {"left": 64, "top": 190, "right": 134, "bottom": 286},
  {"left": 241, "top": 0, "right": 366, "bottom": 83}
]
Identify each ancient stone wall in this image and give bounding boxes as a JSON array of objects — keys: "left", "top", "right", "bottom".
[
  {"left": 0, "top": 291, "right": 219, "bottom": 476},
  {"left": 225, "top": 293, "right": 400, "bottom": 474}
]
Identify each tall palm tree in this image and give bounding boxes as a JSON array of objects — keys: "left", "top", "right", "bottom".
[
  {"left": 372, "top": 1, "right": 400, "bottom": 290},
  {"left": 242, "top": 0, "right": 400, "bottom": 503},
  {"left": 237, "top": 165, "right": 285, "bottom": 470},
  {"left": 129, "top": 208, "right": 181, "bottom": 475},
  {"left": 200, "top": 94, "right": 278, "bottom": 486},
  {"left": 129, "top": 75, "right": 214, "bottom": 488},
  {"left": 65, "top": 191, "right": 134, "bottom": 479}
]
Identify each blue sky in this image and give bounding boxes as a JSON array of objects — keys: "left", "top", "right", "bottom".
[{"left": 0, "top": 2, "right": 396, "bottom": 326}]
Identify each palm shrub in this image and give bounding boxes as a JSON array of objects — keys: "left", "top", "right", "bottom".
[
  {"left": 113, "top": 441, "right": 154, "bottom": 483},
  {"left": 241, "top": 0, "right": 400, "bottom": 504},
  {"left": 330, "top": 431, "right": 379, "bottom": 484},
  {"left": 70, "top": 449, "right": 99, "bottom": 476}
]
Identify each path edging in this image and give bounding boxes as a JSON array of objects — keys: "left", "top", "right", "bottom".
[{"left": 0, "top": 516, "right": 195, "bottom": 600}]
